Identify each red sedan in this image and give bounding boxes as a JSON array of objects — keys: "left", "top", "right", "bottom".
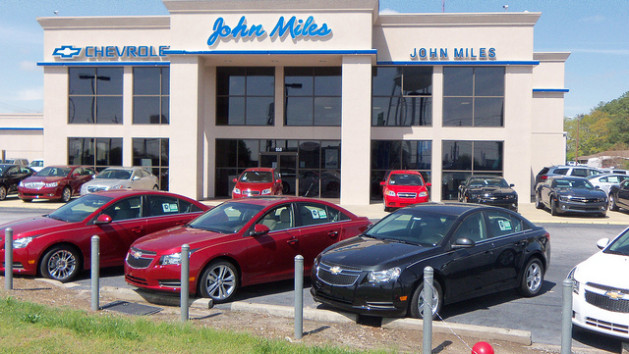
[
  {"left": 381, "top": 170, "right": 431, "bottom": 211},
  {"left": 232, "top": 167, "right": 283, "bottom": 198},
  {"left": 125, "top": 197, "right": 371, "bottom": 303},
  {"left": 19, "top": 165, "right": 95, "bottom": 203},
  {"left": 0, "top": 190, "right": 209, "bottom": 282}
]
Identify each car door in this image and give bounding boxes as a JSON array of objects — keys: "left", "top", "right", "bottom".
[
  {"left": 440, "top": 211, "right": 499, "bottom": 302},
  {"left": 293, "top": 202, "right": 344, "bottom": 271},
  {"left": 94, "top": 195, "right": 148, "bottom": 265},
  {"left": 482, "top": 210, "right": 527, "bottom": 289},
  {"left": 617, "top": 180, "right": 629, "bottom": 209},
  {"left": 241, "top": 203, "right": 300, "bottom": 284},
  {"left": 144, "top": 194, "right": 204, "bottom": 235}
]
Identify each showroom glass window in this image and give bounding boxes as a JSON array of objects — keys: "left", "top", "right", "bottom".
[
  {"left": 216, "top": 67, "right": 274, "bottom": 126},
  {"left": 133, "top": 67, "right": 169, "bottom": 124},
  {"left": 371, "top": 140, "right": 432, "bottom": 200},
  {"left": 67, "top": 138, "right": 123, "bottom": 171},
  {"left": 68, "top": 67, "right": 123, "bottom": 124},
  {"left": 133, "top": 138, "right": 169, "bottom": 190},
  {"left": 443, "top": 67, "right": 504, "bottom": 127},
  {"left": 372, "top": 66, "right": 432, "bottom": 126},
  {"left": 284, "top": 67, "right": 341, "bottom": 126},
  {"left": 441, "top": 140, "right": 504, "bottom": 200}
]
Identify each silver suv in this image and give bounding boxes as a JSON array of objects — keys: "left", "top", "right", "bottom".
[{"left": 535, "top": 165, "right": 602, "bottom": 186}]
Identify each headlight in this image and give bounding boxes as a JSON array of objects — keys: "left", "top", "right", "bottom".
[
  {"left": 233, "top": 188, "right": 241, "bottom": 194},
  {"left": 567, "top": 267, "right": 579, "bottom": 295},
  {"left": 418, "top": 191, "right": 428, "bottom": 197},
  {"left": 386, "top": 190, "right": 396, "bottom": 197},
  {"left": 19, "top": 181, "right": 24, "bottom": 187},
  {"left": 261, "top": 188, "right": 272, "bottom": 195},
  {"left": 559, "top": 195, "right": 571, "bottom": 202},
  {"left": 44, "top": 182, "right": 59, "bottom": 188},
  {"left": 368, "top": 267, "right": 401, "bottom": 283},
  {"left": 159, "top": 252, "right": 182, "bottom": 266},
  {"left": 13, "top": 236, "right": 35, "bottom": 249}
]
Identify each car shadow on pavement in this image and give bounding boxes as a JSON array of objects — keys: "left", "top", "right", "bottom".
[{"left": 571, "top": 326, "right": 622, "bottom": 353}]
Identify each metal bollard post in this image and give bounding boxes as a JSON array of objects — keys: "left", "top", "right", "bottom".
[
  {"left": 294, "top": 255, "right": 304, "bottom": 340},
  {"left": 561, "top": 278, "right": 573, "bottom": 354},
  {"left": 422, "top": 266, "right": 433, "bottom": 354},
  {"left": 91, "top": 235, "right": 100, "bottom": 311},
  {"left": 181, "top": 244, "right": 190, "bottom": 322},
  {"left": 4, "top": 228, "right": 13, "bottom": 290}
]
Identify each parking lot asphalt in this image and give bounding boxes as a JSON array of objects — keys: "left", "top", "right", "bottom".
[{"left": 3, "top": 197, "right": 629, "bottom": 350}]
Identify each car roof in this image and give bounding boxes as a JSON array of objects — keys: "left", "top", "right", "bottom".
[
  {"left": 89, "top": 189, "right": 196, "bottom": 200},
  {"left": 547, "top": 176, "right": 589, "bottom": 181},
  {"left": 223, "top": 196, "right": 349, "bottom": 209},
  {"left": 403, "top": 202, "right": 495, "bottom": 216},
  {"left": 388, "top": 170, "right": 421, "bottom": 175},
  {"left": 588, "top": 173, "right": 628, "bottom": 179},
  {"left": 242, "top": 167, "right": 275, "bottom": 172}
]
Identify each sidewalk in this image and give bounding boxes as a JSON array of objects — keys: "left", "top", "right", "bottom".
[{"left": 3, "top": 196, "right": 629, "bottom": 225}]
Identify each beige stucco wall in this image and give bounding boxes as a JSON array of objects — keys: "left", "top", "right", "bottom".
[{"left": 0, "top": 114, "right": 43, "bottom": 162}]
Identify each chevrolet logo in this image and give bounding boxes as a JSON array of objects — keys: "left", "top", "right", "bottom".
[
  {"left": 132, "top": 250, "right": 143, "bottom": 259},
  {"left": 329, "top": 266, "right": 342, "bottom": 275},
  {"left": 605, "top": 290, "right": 625, "bottom": 300},
  {"left": 52, "top": 45, "right": 82, "bottom": 59}
]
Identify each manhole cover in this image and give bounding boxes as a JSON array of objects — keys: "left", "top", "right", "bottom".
[{"left": 101, "top": 300, "right": 163, "bottom": 316}]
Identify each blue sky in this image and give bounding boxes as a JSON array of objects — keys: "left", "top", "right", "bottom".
[{"left": 1, "top": 0, "right": 627, "bottom": 119}]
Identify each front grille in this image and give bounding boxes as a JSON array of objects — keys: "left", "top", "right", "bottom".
[
  {"left": 585, "top": 290, "right": 629, "bottom": 313},
  {"left": 585, "top": 317, "right": 629, "bottom": 335},
  {"left": 567, "top": 197, "right": 605, "bottom": 203},
  {"left": 316, "top": 262, "right": 362, "bottom": 286},
  {"left": 159, "top": 280, "right": 181, "bottom": 287},
  {"left": 2, "top": 262, "right": 24, "bottom": 269},
  {"left": 125, "top": 247, "right": 157, "bottom": 269},
  {"left": 243, "top": 190, "right": 260, "bottom": 196},
  {"left": 125, "top": 274, "right": 148, "bottom": 285},
  {"left": 397, "top": 192, "right": 417, "bottom": 199},
  {"left": 24, "top": 182, "right": 44, "bottom": 189},
  {"left": 587, "top": 282, "right": 629, "bottom": 293}
]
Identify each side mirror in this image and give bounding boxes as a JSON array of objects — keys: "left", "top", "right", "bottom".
[
  {"left": 133, "top": 176, "right": 140, "bottom": 181},
  {"left": 232, "top": 178, "right": 238, "bottom": 183},
  {"left": 94, "top": 214, "right": 112, "bottom": 225},
  {"left": 380, "top": 181, "right": 386, "bottom": 186},
  {"left": 596, "top": 238, "right": 610, "bottom": 250},
  {"left": 426, "top": 183, "right": 432, "bottom": 187},
  {"left": 451, "top": 237, "right": 475, "bottom": 249},
  {"left": 510, "top": 184, "right": 515, "bottom": 187},
  {"left": 250, "top": 224, "right": 270, "bottom": 236}
]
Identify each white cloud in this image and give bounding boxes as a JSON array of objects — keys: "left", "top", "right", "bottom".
[
  {"left": 15, "top": 88, "right": 43, "bottom": 101},
  {"left": 19, "top": 61, "right": 40, "bottom": 72},
  {"left": 580, "top": 15, "right": 605, "bottom": 24}
]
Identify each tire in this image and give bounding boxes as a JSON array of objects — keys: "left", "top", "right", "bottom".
[
  {"left": 550, "top": 199, "right": 559, "bottom": 216},
  {"left": 21, "top": 198, "right": 32, "bottom": 203},
  {"left": 518, "top": 258, "right": 544, "bottom": 297},
  {"left": 198, "top": 260, "right": 239, "bottom": 303},
  {"left": 39, "top": 245, "right": 81, "bottom": 283},
  {"left": 60, "top": 187, "right": 72, "bottom": 203},
  {"left": 410, "top": 280, "right": 443, "bottom": 319},
  {"left": 609, "top": 193, "right": 619, "bottom": 211},
  {"left": 0, "top": 185, "right": 7, "bottom": 201},
  {"left": 534, "top": 193, "right": 543, "bottom": 209}
]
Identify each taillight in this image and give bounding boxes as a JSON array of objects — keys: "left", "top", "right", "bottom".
[{"left": 540, "top": 175, "right": 548, "bottom": 180}]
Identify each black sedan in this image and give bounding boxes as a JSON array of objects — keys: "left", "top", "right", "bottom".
[
  {"left": 458, "top": 175, "right": 518, "bottom": 211},
  {"left": 0, "top": 164, "right": 35, "bottom": 200},
  {"left": 535, "top": 176, "right": 607, "bottom": 217},
  {"left": 311, "top": 203, "right": 550, "bottom": 319},
  {"left": 608, "top": 178, "right": 629, "bottom": 212}
]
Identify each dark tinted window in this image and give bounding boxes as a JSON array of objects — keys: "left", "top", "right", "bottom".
[
  {"left": 285, "top": 67, "right": 341, "bottom": 126},
  {"left": 69, "top": 67, "right": 123, "bottom": 124},
  {"left": 372, "top": 66, "right": 432, "bottom": 126},
  {"left": 217, "top": 67, "right": 274, "bottom": 126},
  {"left": 133, "top": 67, "right": 169, "bottom": 124}
]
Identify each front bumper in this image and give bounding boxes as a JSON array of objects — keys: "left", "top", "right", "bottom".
[
  {"left": 467, "top": 197, "right": 518, "bottom": 211},
  {"left": 572, "top": 282, "right": 629, "bottom": 340},
  {"left": 384, "top": 195, "right": 430, "bottom": 209},
  {"left": 557, "top": 200, "right": 607, "bottom": 215},
  {"left": 18, "top": 187, "right": 62, "bottom": 200},
  {"left": 124, "top": 250, "right": 197, "bottom": 294},
  {"left": 0, "top": 249, "right": 38, "bottom": 275}
]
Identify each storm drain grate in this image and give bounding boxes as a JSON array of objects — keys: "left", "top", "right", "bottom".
[{"left": 101, "top": 301, "right": 163, "bottom": 316}]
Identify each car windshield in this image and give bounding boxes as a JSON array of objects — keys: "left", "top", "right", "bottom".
[
  {"left": 0, "top": 166, "right": 6, "bottom": 175},
  {"left": 553, "top": 179, "right": 593, "bottom": 189},
  {"left": 389, "top": 174, "right": 423, "bottom": 186},
  {"left": 604, "top": 229, "right": 629, "bottom": 256},
  {"left": 469, "top": 178, "right": 509, "bottom": 188},
  {"left": 364, "top": 209, "right": 457, "bottom": 247},
  {"left": 188, "top": 202, "right": 264, "bottom": 234},
  {"left": 240, "top": 171, "right": 273, "bottom": 183},
  {"left": 47, "top": 194, "right": 113, "bottom": 223},
  {"left": 37, "top": 167, "right": 71, "bottom": 177},
  {"left": 97, "top": 169, "right": 132, "bottom": 180}
]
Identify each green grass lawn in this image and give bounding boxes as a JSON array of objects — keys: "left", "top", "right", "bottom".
[{"left": 0, "top": 296, "right": 363, "bottom": 353}]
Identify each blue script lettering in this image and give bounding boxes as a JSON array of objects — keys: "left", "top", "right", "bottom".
[
  {"left": 270, "top": 16, "right": 331, "bottom": 39},
  {"left": 207, "top": 16, "right": 266, "bottom": 46}
]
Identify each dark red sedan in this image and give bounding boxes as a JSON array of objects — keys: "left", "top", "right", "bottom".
[
  {"left": 18, "top": 165, "right": 95, "bottom": 203},
  {"left": 0, "top": 190, "right": 210, "bottom": 282},
  {"left": 125, "top": 197, "right": 371, "bottom": 303}
]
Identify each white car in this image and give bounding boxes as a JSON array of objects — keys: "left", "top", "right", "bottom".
[
  {"left": 80, "top": 167, "right": 158, "bottom": 195},
  {"left": 587, "top": 173, "right": 629, "bottom": 196},
  {"left": 568, "top": 228, "right": 629, "bottom": 340}
]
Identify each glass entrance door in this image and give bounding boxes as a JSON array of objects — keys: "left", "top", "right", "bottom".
[{"left": 260, "top": 152, "right": 298, "bottom": 196}]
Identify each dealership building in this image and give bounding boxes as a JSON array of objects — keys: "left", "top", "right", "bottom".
[{"left": 37, "top": 0, "right": 569, "bottom": 205}]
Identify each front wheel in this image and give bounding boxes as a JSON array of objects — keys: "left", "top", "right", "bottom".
[
  {"left": 534, "top": 193, "right": 543, "bottom": 209},
  {"left": 518, "top": 258, "right": 544, "bottom": 297},
  {"left": 0, "top": 185, "right": 7, "bottom": 201},
  {"left": 609, "top": 193, "right": 619, "bottom": 211},
  {"left": 39, "top": 245, "right": 81, "bottom": 283},
  {"left": 198, "top": 260, "right": 239, "bottom": 303},
  {"left": 410, "top": 280, "right": 442, "bottom": 319},
  {"left": 60, "top": 187, "right": 72, "bottom": 203},
  {"left": 550, "top": 199, "right": 559, "bottom": 216}
]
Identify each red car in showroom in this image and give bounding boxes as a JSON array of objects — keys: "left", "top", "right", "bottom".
[
  {"left": 18, "top": 165, "right": 95, "bottom": 203},
  {"left": 124, "top": 197, "right": 371, "bottom": 303},
  {"left": 381, "top": 170, "right": 431, "bottom": 211},
  {"left": 232, "top": 167, "right": 282, "bottom": 198},
  {"left": 0, "top": 190, "right": 209, "bottom": 282}
]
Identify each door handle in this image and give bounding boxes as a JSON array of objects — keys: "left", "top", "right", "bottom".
[
  {"left": 131, "top": 227, "right": 144, "bottom": 235},
  {"left": 287, "top": 238, "right": 299, "bottom": 245},
  {"left": 328, "top": 231, "right": 339, "bottom": 238}
]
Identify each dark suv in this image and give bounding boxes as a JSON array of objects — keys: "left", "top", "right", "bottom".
[{"left": 535, "top": 165, "right": 602, "bottom": 187}]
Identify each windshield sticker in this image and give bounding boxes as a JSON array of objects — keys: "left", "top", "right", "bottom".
[
  {"left": 310, "top": 209, "right": 320, "bottom": 219},
  {"left": 162, "top": 203, "right": 179, "bottom": 213},
  {"left": 318, "top": 210, "right": 327, "bottom": 219},
  {"left": 169, "top": 204, "right": 179, "bottom": 212},
  {"left": 498, "top": 219, "right": 512, "bottom": 231}
]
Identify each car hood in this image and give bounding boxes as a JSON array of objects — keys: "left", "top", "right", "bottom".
[
  {"left": 131, "top": 226, "right": 233, "bottom": 253},
  {"left": 556, "top": 188, "right": 606, "bottom": 197},
  {"left": 386, "top": 185, "right": 427, "bottom": 192},
  {"left": 235, "top": 182, "right": 275, "bottom": 190},
  {"left": 319, "top": 235, "right": 433, "bottom": 269},
  {"left": 574, "top": 251, "right": 629, "bottom": 288},
  {"left": 85, "top": 179, "right": 130, "bottom": 187},
  {"left": 0, "top": 216, "right": 68, "bottom": 241},
  {"left": 22, "top": 176, "right": 65, "bottom": 184},
  {"left": 468, "top": 187, "right": 515, "bottom": 195}
]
